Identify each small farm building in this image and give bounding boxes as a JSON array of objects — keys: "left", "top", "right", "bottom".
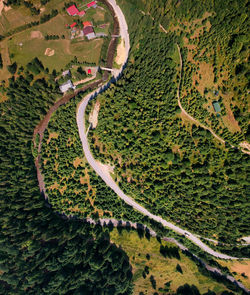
[
  {"left": 212, "top": 101, "right": 221, "bottom": 113},
  {"left": 78, "top": 10, "right": 86, "bottom": 17},
  {"left": 70, "top": 22, "right": 77, "bottom": 28},
  {"left": 83, "top": 26, "right": 95, "bottom": 39},
  {"left": 59, "top": 80, "right": 75, "bottom": 93},
  {"left": 62, "top": 70, "right": 71, "bottom": 77},
  {"left": 88, "top": 69, "right": 92, "bottom": 75},
  {"left": 67, "top": 5, "right": 79, "bottom": 16},
  {"left": 83, "top": 21, "right": 92, "bottom": 28},
  {"left": 87, "top": 1, "right": 97, "bottom": 8}
]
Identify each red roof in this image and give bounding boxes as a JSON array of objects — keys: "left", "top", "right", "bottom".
[
  {"left": 78, "top": 10, "right": 86, "bottom": 16},
  {"left": 70, "top": 22, "right": 77, "bottom": 28},
  {"left": 88, "top": 69, "right": 92, "bottom": 74},
  {"left": 83, "top": 21, "right": 92, "bottom": 28},
  {"left": 87, "top": 1, "right": 96, "bottom": 8},
  {"left": 83, "top": 26, "right": 94, "bottom": 35},
  {"left": 67, "top": 5, "right": 79, "bottom": 16}
]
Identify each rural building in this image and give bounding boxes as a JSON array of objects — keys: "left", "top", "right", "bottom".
[
  {"left": 59, "top": 80, "right": 75, "bottom": 93},
  {"left": 88, "top": 69, "right": 92, "bottom": 75},
  {"left": 83, "top": 26, "right": 96, "bottom": 39},
  {"left": 212, "top": 101, "right": 221, "bottom": 113},
  {"left": 78, "top": 10, "right": 86, "bottom": 17},
  {"left": 62, "top": 70, "right": 71, "bottom": 77},
  {"left": 83, "top": 21, "right": 92, "bottom": 28},
  {"left": 87, "top": 1, "right": 97, "bottom": 8},
  {"left": 70, "top": 22, "right": 77, "bottom": 28},
  {"left": 67, "top": 5, "right": 79, "bottom": 16}
]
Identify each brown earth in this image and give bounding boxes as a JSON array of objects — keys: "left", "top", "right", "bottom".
[
  {"left": 44, "top": 48, "right": 55, "bottom": 56},
  {"left": 31, "top": 30, "right": 43, "bottom": 39},
  {"left": 47, "top": 132, "right": 59, "bottom": 144}
]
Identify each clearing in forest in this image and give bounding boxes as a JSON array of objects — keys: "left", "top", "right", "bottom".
[
  {"left": 115, "top": 38, "right": 126, "bottom": 66},
  {"left": 218, "top": 259, "right": 250, "bottom": 289},
  {"left": 111, "top": 229, "right": 234, "bottom": 294},
  {"left": 89, "top": 100, "right": 100, "bottom": 129}
]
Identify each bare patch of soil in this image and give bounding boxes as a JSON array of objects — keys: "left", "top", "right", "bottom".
[
  {"left": 115, "top": 38, "right": 126, "bottom": 66},
  {"left": 89, "top": 100, "right": 100, "bottom": 129},
  {"left": 73, "top": 157, "right": 83, "bottom": 169},
  {"left": 44, "top": 48, "right": 55, "bottom": 56},
  {"left": 193, "top": 62, "right": 214, "bottom": 95},
  {"left": 31, "top": 31, "right": 43, "bottom": 39},
  {"left": 47, "top": 132, "right": 59, "bottom": 144},
  {"left": 240, "top": 141, "right": 250, "bottom": 154},
  {"left": 0, "top": 0, "right": 4, "bottom": 15},
  {"left": 50, "top": 181, "right": 60, "bottom": 190}
]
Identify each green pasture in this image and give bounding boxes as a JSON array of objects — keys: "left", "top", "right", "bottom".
[{"left": 7, "top": 14, "right": 104, "bottom": 71}]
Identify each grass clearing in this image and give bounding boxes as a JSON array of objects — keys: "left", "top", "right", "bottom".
[
  {"left": 218, "top": 259, "right": 250, "bottom": 289},
  {"left": 0, "top": 39, "right": 11, "bottom": 81},
  {"left": 7, "top": 17, "right": 103, "bottom": 71},
  {"left": 110, "top": 229, "right": 233, "bottom": 294}
]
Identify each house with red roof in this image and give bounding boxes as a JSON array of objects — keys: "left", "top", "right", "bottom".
[
  {"left": 77, "top": 10, "right": 86, "bottom": 17},
  {"left": 67, "top": 5, "right": 79, "bottom": 16},
  {"left": 83, "top": 21, "right": 92, "bottom": 28},
  {"left": 70, "top": 22, "right": 77, "bottom": 29},
  {"left": 83, "top": 26, "right": 96, "bottom": 39},
  {"left": 87, "top": 1, "right": 97, "bottom": 8},
  {"left": 87, "top": 69, "right": 92, "bottom": 75}
]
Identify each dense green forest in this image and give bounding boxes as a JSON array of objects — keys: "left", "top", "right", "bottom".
[
  {"left": 0, "top": 72, "right": 134, "bottom": 294},
  {"left": 1, "top": 0, "right": 250, "bottom": 293},
  {"left": 85, "top": 0, "right": 250, "bottom": 244},
  {"left": 0, "top": 65, "right": 240, "bottom": 295}
]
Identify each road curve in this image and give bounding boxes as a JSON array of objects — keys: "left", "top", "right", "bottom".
[{"left": 76, "top": 0, "right": 242, "bottom": 260}]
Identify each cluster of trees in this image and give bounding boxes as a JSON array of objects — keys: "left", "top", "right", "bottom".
[
  {"left": 27, "top": 57, "right": 44, "bottom": 75},
  {"left": 5, "top": 0, "right": 40, "bottom": 14},
  {"left": 45, "top": 34, "right": 63, "bottom": 40},
  {"left": 0, "top": 67, "right": 134, "bottom": 294},
  {"left": 160, "top": 245, "right": 180, "bottom": 259},
  {"left": 87, "top": 1, "right": 249, "bottom": 247},
  {"left": 7, "top": 62, "right": 17, "bottom": 75},
  {"left": 40, "top": 0, "right": 51, "bottom": 5},
  {"left": 40, "top": 9, "right": 58, "bottom": 24},
  {"left": 6, "top": 0, "right": 51, "bottom": 7},
  {"left": 23, "top": 0, "right": 40, "bottom": 15}
]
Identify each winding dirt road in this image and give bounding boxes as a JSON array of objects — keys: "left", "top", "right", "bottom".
[{"left": 76, "top": 0, "right": 247, "bottom": 260}]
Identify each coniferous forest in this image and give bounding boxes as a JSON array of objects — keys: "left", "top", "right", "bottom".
[
  {"left": 0, "top": 74, "right": 133, "bottom": 294},
  {"left": 0, "top": 0, "right": 250, "bottom": 293},
  {"left": 87, "top": 0, "right": 249, "bottom": 244}
]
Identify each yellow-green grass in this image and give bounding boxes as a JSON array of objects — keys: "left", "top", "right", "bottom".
[
  {"left": 0, "top": 6, "right": 40, "bottom": 35},
  {"left": 217, "top": 259, "right": 250, "bottom": 289},
  {"left": 0, "top": 40, "right": 11, "bottom": 82},
  {"left": 0, "top": 0, "right": 67, "bottom": 36},
  {"left": 110, "top": 229, "right": 233, "bottom": 294}
]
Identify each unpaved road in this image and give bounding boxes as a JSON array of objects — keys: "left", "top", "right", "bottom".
[{"left": 76, "top": 0, "right": 246, "bottom": 260}]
